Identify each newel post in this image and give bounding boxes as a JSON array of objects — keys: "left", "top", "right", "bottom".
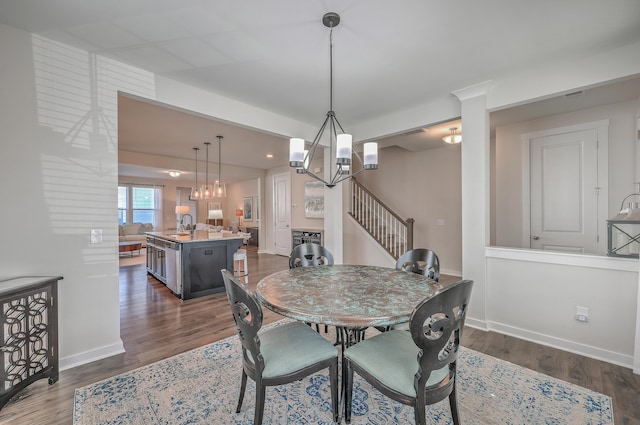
[{"left": 406, "top": 218, "right": 414, "bottom": 250}]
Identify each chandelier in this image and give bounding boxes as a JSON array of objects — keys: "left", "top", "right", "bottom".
[{"left": 289, "top": 12, "right": 378, "bottom": 188}]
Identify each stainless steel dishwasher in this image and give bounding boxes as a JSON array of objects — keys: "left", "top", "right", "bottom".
[{"left": 164, "top": 240, "right": 180, "bottom": 296}]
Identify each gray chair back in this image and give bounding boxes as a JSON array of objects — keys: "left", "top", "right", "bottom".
[
  {"left": 409, "top": 279, "right": 474, "bottom": 402},
  {"left": 396, "top": 248, "right": 440, "bottom": 281},
  {"left": 221, "top": 269, "right": 265, "bottom": 375},
  {"left": 289, "top": 243, "right": 334, "bottom": 268}
]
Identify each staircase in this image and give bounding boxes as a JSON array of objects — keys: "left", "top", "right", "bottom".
[{"left": 349, "top": 177, "right": 413, "bottom": 260}]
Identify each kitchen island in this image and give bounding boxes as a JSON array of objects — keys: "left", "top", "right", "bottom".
[{"left": 145, "top": 231, "right": 244, "bottom": 300}]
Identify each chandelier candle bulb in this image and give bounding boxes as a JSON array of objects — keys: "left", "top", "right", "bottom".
[
  {"left": 297, "top": 150, "right": 309, "bottom": 174},
  {"left": 364, "top": 142, "right": 378, "bottom": 169},
  {"left": 336, "top": 134, "right": 352, "bottom": 164},
  {"left": 289, "top": 138, "right": 305, "bottom": 166}
]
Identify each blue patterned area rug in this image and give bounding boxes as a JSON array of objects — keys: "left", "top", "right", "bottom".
[{"left": 74, "top": 325, "right": 613, "bottom": 425}]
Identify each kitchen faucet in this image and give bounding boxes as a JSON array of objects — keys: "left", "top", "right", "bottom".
[{"left": 178, "top": 214, "right": 193, "bottom": 232}]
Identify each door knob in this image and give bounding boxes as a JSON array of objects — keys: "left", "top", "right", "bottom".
[{"left": 532, "top": 235, "right": 540, "bottom": 240}]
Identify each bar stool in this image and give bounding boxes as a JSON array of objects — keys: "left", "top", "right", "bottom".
[{"left": 233, "top": 249, "right": 248, "bottom": 282}]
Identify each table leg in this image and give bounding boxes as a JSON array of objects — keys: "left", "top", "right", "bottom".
[{"left": 339, "top": 327, "right": 367, "bottom": 423}]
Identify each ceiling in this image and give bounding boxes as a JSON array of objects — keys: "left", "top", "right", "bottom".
[{"left": 2, "top": 1, "right": 639, "bottom": 181}]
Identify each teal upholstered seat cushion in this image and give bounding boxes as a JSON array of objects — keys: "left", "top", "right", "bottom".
[
  {"left": 248, "top": 321, "right": 338, "bottom": 379},
  {"left": 344, "top": 329, "right": 449, "bottom": 397}
]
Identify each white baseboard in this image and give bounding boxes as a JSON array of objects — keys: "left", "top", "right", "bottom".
[
  {"left": 60, "top": 340, "right": 125, "bottom": 371},
  {"left": 441, "top": 268, "right": 462, "bottom": 278},
  {"left": 464, "top": 317, "right": 488, "bottom": 331},
  {"left": 487, "top": 321, "right": 634, "bottom": 370}
]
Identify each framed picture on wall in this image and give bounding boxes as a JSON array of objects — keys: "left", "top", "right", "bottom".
[
  {"left": 254, "top": 196, "right": 260, "bottom": 221},
  {"left": 207, "top": 202, "right": 221, "bottom": 211},
  {"left": 242, "top": 197, "right": 253, "bottom": 221},
  {"left": 304, "top": 181, "right": 324, "bottom": 218}
]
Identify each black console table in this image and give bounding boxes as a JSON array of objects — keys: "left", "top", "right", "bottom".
[{"left": 0, "top": 276, "right": 61, "bottom": 409}]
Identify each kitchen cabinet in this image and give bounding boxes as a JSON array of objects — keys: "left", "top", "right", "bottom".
[{"left": 146, "top": 232, "right": 244, "bottom": 300}]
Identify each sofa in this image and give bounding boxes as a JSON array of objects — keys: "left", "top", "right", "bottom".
[{"left": 119, "top": 223, "right": 153, "bottom": 247}]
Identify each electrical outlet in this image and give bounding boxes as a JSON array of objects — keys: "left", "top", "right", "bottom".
[
  {"left": 437, "top": 219, "right": 445, "bottom": 226},
  {"left": 90, "top": 229, "right": 102, "bottom": 244},
  {"left": 575, "top": 306, "right": 589, "bottom": 322}
]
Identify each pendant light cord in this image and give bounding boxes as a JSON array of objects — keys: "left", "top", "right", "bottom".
[
  {"left": 217, "top": 135, "right": 223, "bottom": 185},
  {"left": 329, "top": 23, "right": 334, "bottom": 114}
]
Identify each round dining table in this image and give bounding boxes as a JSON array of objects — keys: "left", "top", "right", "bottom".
[{"left": 256, "top": 264, "right": 443, "bottom": 329}]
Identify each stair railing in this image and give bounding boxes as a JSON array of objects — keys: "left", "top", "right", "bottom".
[{"left": 349, "top": 177, "right": 414, "bottom": 259}]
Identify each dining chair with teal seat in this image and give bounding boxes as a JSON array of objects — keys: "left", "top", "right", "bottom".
[
  {"left": 396, "top": 248, "right": 440, "bottom": 281},
  {"left": 289, "top": 242, "right": 334, "bottom": 268},
  {"left": 344, "top": 279, "right": 474, "bottom": 425},
  {"left": 221, "top": 269, "right": 340, "bottom": 425},
  {"left": 376, "top": 248, "right": 441, "bottom": 333},
  {"left": 289, "top": 243, "right": 334, "bottom": 335}
]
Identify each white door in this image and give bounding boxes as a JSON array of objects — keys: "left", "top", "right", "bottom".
[
  {"left": 530, "top": 128, "right": 600, "bottom": 253},
  {"left": 273, "top": 172, "right": 291, "bottom": 256}
]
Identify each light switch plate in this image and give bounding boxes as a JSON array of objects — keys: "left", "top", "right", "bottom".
[{"left": 90, "top": 229, "right": 102, "bottom": 244}]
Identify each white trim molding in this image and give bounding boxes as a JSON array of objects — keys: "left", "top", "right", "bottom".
[{"left": 60, "top": 340, "right": 125, "bottom": 371}]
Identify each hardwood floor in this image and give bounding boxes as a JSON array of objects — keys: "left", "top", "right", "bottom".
[{"left": 1, "top": 247, "right": 638, "bottom": 424}]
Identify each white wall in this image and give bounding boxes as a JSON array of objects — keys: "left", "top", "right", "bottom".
[
  {"left": 353, "top": 145, "right": 463, "bottom": 275},
  {"left": 486, "top": 248, "right": 638, "bottom": 368},
  {"left": 494, "top": 100, "right": 639, "bottom": 249},
  {"left": 0, "top": 26, "right": 145, "bottom": 367}
]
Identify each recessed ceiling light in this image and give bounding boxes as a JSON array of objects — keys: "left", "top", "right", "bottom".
[
  {"left": 168, "top": 170, "right": 181, "bottom": 177},
  {"left": 266, "top": 154, "right": 273, "bottom": 158}
]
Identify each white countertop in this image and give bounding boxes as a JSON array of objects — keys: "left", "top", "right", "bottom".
[{"left": 146, "top": 231, "right": 245, "bottom": 244}]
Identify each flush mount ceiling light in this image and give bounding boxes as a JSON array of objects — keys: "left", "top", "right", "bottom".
[
  {"left": 168, "top": 170, "right": 181, "bottom": 178},
  {"left": 289, "top": 12, "right": 378, "bottom": 188},
  {"left": 213, "top": 135, "right": 227, "bottom": 198},
  {"left": 190, "top": 147, "right": 201, "bottom": 200},
  {"left": 443, "top": 127, "right": 462, "bottom": 144}
]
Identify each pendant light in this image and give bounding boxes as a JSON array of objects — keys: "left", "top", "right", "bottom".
[
  {"left": 201, "top": 141, "right": 213, "bottom": 199},
  {"left": 288, "top": 12, "right": 378, "bottom": 188},
  {"left": 213, "top": 135, "right": 227, "bottom": 197},
  {"left": 190, "top": 147, "right": 201, "bottom": 200}
]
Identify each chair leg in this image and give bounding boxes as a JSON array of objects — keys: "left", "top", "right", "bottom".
[
  {"left": 449, "top": 380, "right": 461, "bottom": 425},
  {"left": 236, "top": 369, "right": 247, "bottom": 413},
  {"left": 254, "top": 384, "right": 266, "bottom": 425},
  {"left": 344, "top": 359, "right": 353, "bottom": 424},
  {"left": 414, "top": 390, "right": 426, "bottom": 425},
  {"left": 329, "top": 359, "right": 339, "bottom": 423}
]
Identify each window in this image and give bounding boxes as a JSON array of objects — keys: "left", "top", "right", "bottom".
[{"left": 118, "top": 184, "right": 163, "bottom": 228}]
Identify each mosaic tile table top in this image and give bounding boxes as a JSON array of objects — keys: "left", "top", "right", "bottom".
[{"left": 257, "top": 265, "right": 445, "bottom": 328}]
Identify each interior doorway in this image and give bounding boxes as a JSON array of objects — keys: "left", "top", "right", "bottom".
[
  {"left": 273, "top": 172, "right": 291, "bottom": 256},
  {"left": 524, "top": 121, "right": 608, "bottom": 254}
]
